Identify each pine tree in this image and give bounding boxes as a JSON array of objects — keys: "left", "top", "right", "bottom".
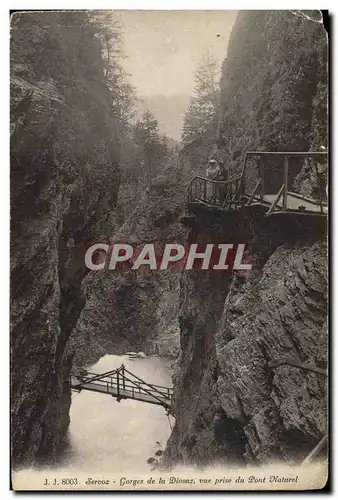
[
  {"left": 89, "top": 12, "right": 136, "bottom": 128},
  {"left": 133, "top": 111, "right": 169, "bottom": 186},
  {"left": 182, "top": 52, "right": 220, "bottom": 143}
]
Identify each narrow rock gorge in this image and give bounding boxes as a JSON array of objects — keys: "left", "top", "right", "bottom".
[{"left": 11, "top": 10, "right": 328, "bottom": 474}]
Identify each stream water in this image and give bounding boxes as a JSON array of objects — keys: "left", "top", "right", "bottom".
[
  {"left": 60, "top": 354, "right": 174, "bottom": 474},
  {"left": 13, "top": 354, "right": 324, "bottom": 491},
  {"left": 14, "top": 354, "right": 174, "bottom": 485}
]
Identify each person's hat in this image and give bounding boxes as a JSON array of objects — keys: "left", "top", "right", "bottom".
[{"left": 208, "top": 159, "right": 217, "bottom": 164}]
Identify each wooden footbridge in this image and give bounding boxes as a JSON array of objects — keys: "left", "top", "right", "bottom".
[
  {"left": 71, "top": 364, "right": 173, "bottom": 413},
  {"left": 187, "top": 151, "right": 328, "bottom": 218}
]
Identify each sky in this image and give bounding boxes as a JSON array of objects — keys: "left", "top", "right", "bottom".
[{"left": 114, "top": 11, "right": 238, "bottom": 98}]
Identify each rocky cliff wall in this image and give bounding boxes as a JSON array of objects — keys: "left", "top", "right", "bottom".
[
  {"left": 11, "top": 9, "right": 328, "bottom": 470},
  {"left": 165, "top": 221, "right": 327, "bottom": 467},
  {"left": 217, "top": 10, "right": 327, "bottom": 172},
  {"left": 70, "top": 170, "right": 188, "bottom": 366},
  {"left": 165, "top": 10, "right": 328, "bottom": 467},
  {"left": 11, "top": 12, "right": 121, "bottom": 465}
]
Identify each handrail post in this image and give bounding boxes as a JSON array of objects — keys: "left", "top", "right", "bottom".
[
  {"left": 222, "top": 183, "right": 229, "bottom": 208},
  {"left": 283, "top": 156, "right": 288, "bottom": 211},
  {"left": 259, "top": 155, "right": 265, "bottom": 200},
  {"left": 117, "top": 370, "right": 120, "bottom": 397},
  {"left": 122, "top": 364, "right": 126, "bottom": 391},
  {"left": 203, "top": 178, "right": 206, "bottom": 201},
  {"left": 315, "top": 159, "right": 324, "bottom": 214}
]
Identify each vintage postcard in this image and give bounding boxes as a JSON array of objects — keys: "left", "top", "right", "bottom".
[{"left": 10, "top": 9, "right": 328, "bottom": 491}]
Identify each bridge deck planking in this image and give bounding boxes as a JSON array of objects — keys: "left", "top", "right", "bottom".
[
  {"left": 189, "top": 192, "right": 327, "bottom": 215},
  {"left": 262, "top": 193, "right": 327, "bottom": 213}
]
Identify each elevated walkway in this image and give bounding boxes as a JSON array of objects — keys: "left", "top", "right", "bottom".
[{"left": 187, "top": 151, "right": 328, "bottom": 218}]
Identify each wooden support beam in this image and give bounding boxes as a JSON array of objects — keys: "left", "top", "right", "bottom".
[
  {"left": 116, "top": 370, "right": 120, "bottom": 397},
  {"left": 245, "top": 151, "right": 328, "bottom": 157},
  {"left": 283, "top": 156, "right": 289, "bottom": 211},
  {"left": 74, "top": 367, "right": 119, "bottom": 387},
  {"left": 246, "top": 179, "right": 261, "bottom": 205},
  {"left": 266, "top": 184, "right": 285, "bottom": 215},
  {"left": 315, "top": 160, "right": 324, "bottom": 214},
  {"left": 301, "top": 434, "right": 328, "bottom": 465},
  {"left": 259, "top": 156, "right": 265, "bottom": 200},
  {"left": 268, "top": 359, "right": 327, "bottom": 376}
]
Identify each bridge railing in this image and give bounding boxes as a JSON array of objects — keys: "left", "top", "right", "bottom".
[
  {"left": 75, "top": 365, "right": 173, "bottom": 405},
  {"left": 120, "top": 365, "right": 173, "bottom": 401},
  {"left": 187, "top": 174, "right": 244, "bottom": 208}
]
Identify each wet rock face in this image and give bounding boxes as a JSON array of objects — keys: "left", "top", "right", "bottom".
[
  {"left": 11, "top": 12, "right": 120, "bottom": 465},
  {"left": 216, "top": 241, "right": 327, "bottom": 463},
  {"left": 11, "top": 182, "right": 72, "bottom": 465},
  {"left": 165, "top": 268, "right": 232, "bottom": 467},
  {"left": 10, "top": 74, "right": 75, "bottom": 463}
]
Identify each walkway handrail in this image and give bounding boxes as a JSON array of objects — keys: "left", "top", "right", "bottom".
[
  {"left": 188, "top": 174, "right": 244, "bottom": 207},
  {"left": 268, "top": 359, "right": 328, "bottom": 376},
  {"left": 74, "top": 367, "right": 120, "bottom": 387},
  {"left": 71, "top": 364, "right": 173, "bottom": 410},
  {"left": 84, "top": 378, "right": 169, "bottom": 397},
  {"left": 119, "top": 371, "right": 170, "bottom": 407},
  {"left": 244, "top": 151, "right": 328, "bottom": 157},
  {"left": 189, "top": 174, "right": 242, "bottom": 186},
  {"left": 85, "top": 371, "right": 172, "bottom": 393},
  {"left": 122, "top": 366, "right": 172, "bottom": 400}
]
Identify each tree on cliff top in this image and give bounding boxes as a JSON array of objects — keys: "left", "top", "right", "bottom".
[
  {"left": 91, "top": 11, "right": 136, "bottom": 128},
  {"left": 182, "top": 52, "right": 220, "bottom": 144}
]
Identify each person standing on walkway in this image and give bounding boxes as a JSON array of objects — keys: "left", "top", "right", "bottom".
[
  {"left": 216, "top": 160, "right": 228, "bottom": 203},
  {"left": 206, "top": 159, "right": 220, "bottom": 202}
]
